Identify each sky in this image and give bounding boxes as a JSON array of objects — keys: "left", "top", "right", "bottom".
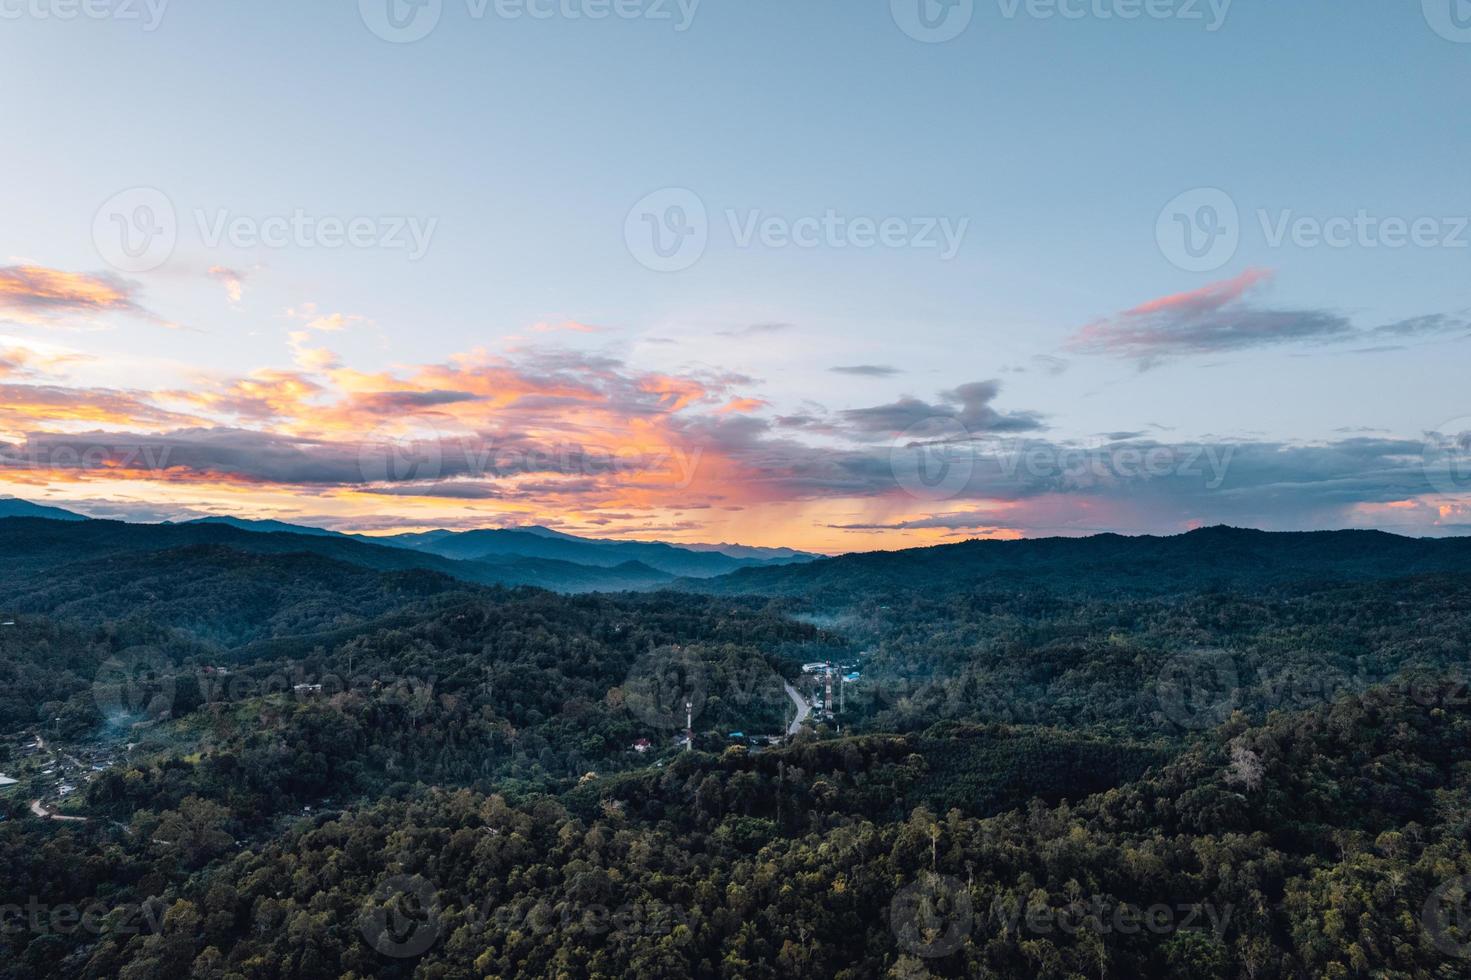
[{"left": 1, "top": 0, "right": 1470, "bottom": 552}]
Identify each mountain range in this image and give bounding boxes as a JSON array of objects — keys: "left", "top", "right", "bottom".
[
  {"left": 8, "top": 498, "right": 1471, "bottom": 603},
  {"left": 0, "top": 500, "right": 817, "bottom": 594}
]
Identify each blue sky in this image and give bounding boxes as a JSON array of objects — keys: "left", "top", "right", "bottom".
[{"left": 1, "top": 0, "right": 1469, "bottom": 548}]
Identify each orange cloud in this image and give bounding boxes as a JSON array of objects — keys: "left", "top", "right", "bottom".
[{"left": 0, "top": 266, "right": 153, "bottom": 325}]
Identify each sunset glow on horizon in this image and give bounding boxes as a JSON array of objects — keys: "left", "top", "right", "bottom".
[{"left": 4, "top": 4, "right": 1469, "bottom": 550}]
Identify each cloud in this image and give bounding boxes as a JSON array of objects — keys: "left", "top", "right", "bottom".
[
  {"left": 287, "top": 331, "right": 341, "bottom": 373},
  {"left": 0, "top": 266, "right": 158, "bottom": 326},
  {"left": 1030, "top": 354, "right": 1069, "bottom": 376},
  {"left": 208, "top": 266, "right": 246, "bottom": 305},
  {"left": 3, "top": 330, "right": 1468, "bottom": 544},
  {"left": 1369, "top": 312, "right": 1471, "bottom": 339},
  {"left": 286, "top": 303, "right": 369, "bottom": 332},
  {"left": 839, "top": 379, "right": 1044, "bottom": 440},
  {"left": 530, "top": 320, "right": 604, "bottom": 334},
  {"left": 1070, "top": 270, "right": 1469, "bottom": 368},
  {"left": 1068, "top": 268, "right": 1355, "bottom": 365},
  {"left": 830, "top": 365, "right": 901, "bottom": 377},
  {"left": 717, "top": 397, "right": 768, "bottom": 415},
  {"left": 717, "top": 322, "right": 792, "bottom": 338}
]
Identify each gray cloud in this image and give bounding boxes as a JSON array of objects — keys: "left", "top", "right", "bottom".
[{"left": 830, "top": 365, "right": 901, "bottom": 377}]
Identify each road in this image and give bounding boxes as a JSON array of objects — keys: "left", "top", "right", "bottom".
[
  {"left": 783, "top": 680, "right": 811, "bottom": 736},
  {"left": 29, "top": 799, "right": 86, "bottom": 822}
]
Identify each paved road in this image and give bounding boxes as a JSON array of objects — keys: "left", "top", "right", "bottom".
[{"left": 784, "top": 680, "right": 811, "bottom": 736}]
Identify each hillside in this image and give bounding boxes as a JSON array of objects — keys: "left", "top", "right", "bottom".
[
  {"left": 0, "top": 517, "right": 672, "bottom": 595},
  {"left": 692, "top": 525, "right": 1471, "bottom": 600}
]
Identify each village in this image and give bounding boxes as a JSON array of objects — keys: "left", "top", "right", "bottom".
[
  {"left": 0, "top": 727, "right": 134, "bottom": 821},
  {"left": 628, "top": 658, "right": 862, "bottom": 759}
]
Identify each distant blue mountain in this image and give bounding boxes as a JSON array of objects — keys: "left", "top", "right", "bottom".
[
  {"left": 182, "top": 516, "right": 346, "bottom": 537},
  {"left": 0, "top": 498, "right": 86, "bottom": 521},
  {"left": 2, "top": 499, "right": 817, "bottom": 584},
  {"left": 373, "top": 526, "right": 819, "bottom": 578}
]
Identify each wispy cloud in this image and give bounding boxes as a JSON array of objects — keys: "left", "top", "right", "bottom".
[
  {"left": 1067, "top": 268, "right": 1354, "bottom": 366},
  {"left": 1069, "top": 269, "right": 1469, "bottom": 368},
  {"left": 830, "top": 364, "right": 901, "bottom": 377},
  {"left": 207, "top": 266, "right": 246, "bottom": 306},
  {"left": 0, "top": 266, "right": 161, "bottom": 326},
  {"left": 717, "top": 322, "right": 792, "bottom": 338}
]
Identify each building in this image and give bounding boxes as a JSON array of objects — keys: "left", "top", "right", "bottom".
[{"left": 631, "top": 738, "right": 653, "bottom": 753}]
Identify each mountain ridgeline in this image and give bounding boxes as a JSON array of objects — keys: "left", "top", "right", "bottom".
[{"left": 4, "top": 506, "right": 1471, "bottom": 978}]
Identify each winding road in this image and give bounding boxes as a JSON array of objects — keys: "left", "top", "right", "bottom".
[{"left": 783, "top": 680, "right": 811, "bottom": 736}]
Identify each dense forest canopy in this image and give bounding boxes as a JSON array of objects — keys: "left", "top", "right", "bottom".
[{"left": 2, "top": 516, "right": 1470, "bottom": 978}]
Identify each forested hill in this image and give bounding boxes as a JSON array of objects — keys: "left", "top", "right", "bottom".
[
  {"left": 691, "top": 526, "right": 1471, "bottom": 600},
  {"left": 0, "top": 517, "right": 672, "bottom": 594}
]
